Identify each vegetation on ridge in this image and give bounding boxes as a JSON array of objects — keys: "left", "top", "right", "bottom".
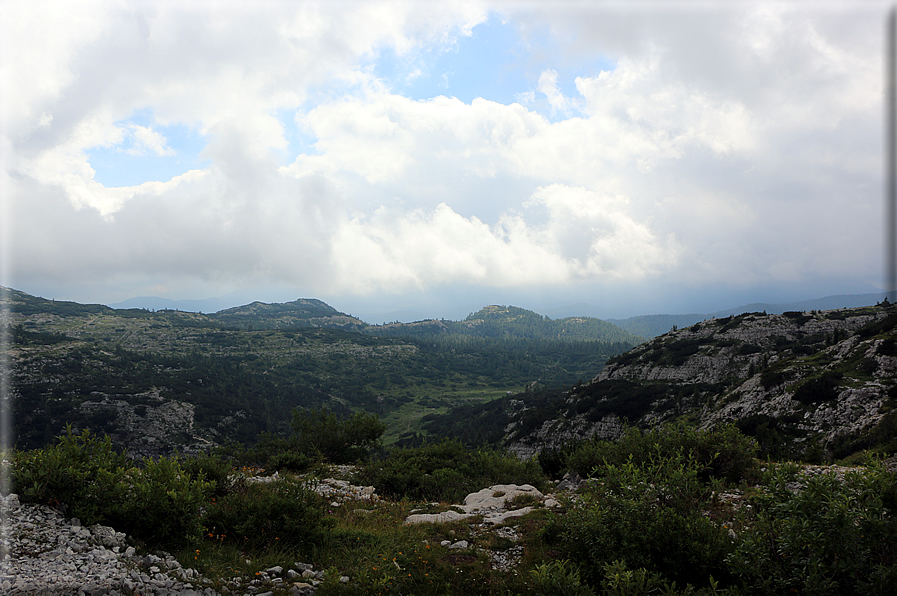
[{"left": 11, "top": 419, "right": 897, "bottom": 595}]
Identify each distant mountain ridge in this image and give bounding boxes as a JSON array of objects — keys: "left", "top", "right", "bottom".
[
  {"left": 2, "top": 288, "right": 639, "bottom": 454},
  {"left": 109, "top": 291, "right": 885, "bottom": 336},
  {"left": 367, "top": 304, "right": 643, "bottom": 345},
  {"left": 211, "top": 299, "right": 367, "bottom": 332},
  {"left": 606, "top": 292, "right": 886, "bottom": 338}
]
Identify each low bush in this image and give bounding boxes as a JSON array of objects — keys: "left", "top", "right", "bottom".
[
  {"left": 564, "top": 423, "right": 758, "bottom": 484},
  {"left": 179, "top": 451, "right": 233, "bottom": 497},
  {"left": 14, "top": 427, "right": 213, "bottom": 547},
  {"left": 14, "top": 426, "right": 130, "bottom": 522},
  {"left": 99, "top": 456, "right": 212, "bottom": 546},
  {"left": 727, "top": 459, "right": 897, "bottom": 595},
  {"left": 599, "top": 560, "right": 740, "bottom": 596},
  {"left": 222, "top": 433, "right": 315, "bottom": 473},
  {"left": 359, "top": 440, "right": 545, "bottom": 503},
  {"left": 290, "top": 407, "right": 386, "bottom": 464},
  {"left": 219, "top": 407, "right": 386, "bottom": 471},
  {"left": 529, "top": 559, "right": 594, "bottom": 596},
  {"left": 791, "top": 371, "right": 843, "bottom": 405},
  {"left": 550, "top": 450, "right": 734, "bottom": 589},
  {"left": 202, "top": 476, "right": 332, "bottom": 553},
  {"left": 538, "top": 439, "right": 585, "bottom": 479}
]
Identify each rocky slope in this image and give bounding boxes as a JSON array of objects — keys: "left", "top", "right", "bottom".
[{"left": 505, "top": 304, "right": 897, "bottom": 460}]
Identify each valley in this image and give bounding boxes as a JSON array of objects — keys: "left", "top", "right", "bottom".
[
  {"left": 1, "top": 288, "right": 638, "bottom": 453},
  {"left": 5, "top": 287, "right": 897, "bottom": 462}
]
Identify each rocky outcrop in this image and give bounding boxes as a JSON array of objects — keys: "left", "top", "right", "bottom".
[
  {"left": 78, "top": 389, "right": 215, "bottom": 458},
  {"left": 507, "top": 415, "right": 625, "bottom": 460},
  {"left": 404, "top": 483, "right": 557, "bottom": 525},
  {"left": 506, "top": 304, "right": 897, "bottom": 458},
  {"left": 1, "top": 492, "right": 348, "bottom": 596},
  {"left": 0, "top": 493, "right": 218, "bottom": 595}
]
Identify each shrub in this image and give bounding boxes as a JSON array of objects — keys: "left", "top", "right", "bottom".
[
  {"left": 760, "top": 368, "right": 787, "bottom": 389},
  {"left": 360, "top": 440, "right": 545, "bottom": 503},
  {"left": 14, "top": 426, "right": 130, "bottom": 523},
  {"left": 218, "top": 433, "right": 312, "bottom": 472},
  {"left": 100, "top": 456, "right": 212, "bottom": 547},
  {"left": 179, "top": 451, "right": 233, "bottom": 497},
  {"left": 202, "top": 476, "right": 331, "bottom": 552},
  {"left": 529, "top": 559, "right": 595, "bottom": 596},
  {"left": 290, "top": 407, "right": 386, "bottom": 464},
  {"left": 598, "top": 560, "right": 739, "bottom": 596},
  {"left": 15, "top": 427, "right": 214, "bottom": 547},
  {"left": 727, "top": 460, "right": 897, "bottom": 595},
  {"left": 565, "top": 423, "right": 758, "bottom": 485},
  {"left": 268, "top": 450, "right": 313, "bottom": 472},
  {"left": 538, "top": 439, "right": 586, "bottom": 480},
  {"left": 551, "top": 450, "right": 734, "bottom": 589},
  {"left": 791, "top": 371, "right": 843, "bottom": 405}
]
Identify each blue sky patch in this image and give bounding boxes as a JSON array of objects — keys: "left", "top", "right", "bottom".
[
  {"left": 368, "top": 16, "right": 615, "bottom": 118},
  {"left": 88, "top": 109, "right": 210, "bottom": 187},
  {"left": 279, "top": 108, "right": 322, "bottom": 163}
]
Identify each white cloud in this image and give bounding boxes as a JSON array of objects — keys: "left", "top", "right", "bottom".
[
  {"left": 1, "top": 1, "right": 886, "bottom": 312},
  {"left": 126, "top": 125, "right": 175, "bottom": 157},
  {"left": 537, "top": 69, "right": 575, "bottom": 116}
]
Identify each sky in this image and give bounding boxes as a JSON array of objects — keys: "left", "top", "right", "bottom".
[{"left": 0, "top": 0, "right": 891, "bottom": 322}]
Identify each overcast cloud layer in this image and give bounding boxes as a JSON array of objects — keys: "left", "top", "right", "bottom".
[{"left": 0, "top": 1, "right": 889, "bottom": 320}]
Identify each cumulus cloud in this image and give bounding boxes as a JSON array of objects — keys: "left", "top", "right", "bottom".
[
  {"left": 537, "top": 69, "right": 575, "bottom": 116},
  {"left": 0, "top": 0, "right": 886, "bottom": 312},
  {"left": 126, "top": 125, "right": 175, "bottom": 157}
]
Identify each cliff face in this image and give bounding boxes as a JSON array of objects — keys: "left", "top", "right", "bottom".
[{"left": 507, "top": 305, "right": 897, "bottom": 460}]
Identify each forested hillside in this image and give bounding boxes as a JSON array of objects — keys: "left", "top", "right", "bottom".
[
  {"left": 369, "top": 304, "right": 642, "bottom": 344},
  {"left": 2, "top": 288, "right": 639, "bottom": 454}
]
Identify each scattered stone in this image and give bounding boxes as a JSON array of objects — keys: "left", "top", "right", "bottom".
[
  {"left": 242, "top": 473, "right": 380, "bottom": 504},
  {"left": 556, "top": 472, "right": 584, "bottom": 491},
  {"left": 0, "top": 494, "right": 348, "bottom": 595},
  {"left": 404, "top": 484, "right": 558, "bottom": 525}
]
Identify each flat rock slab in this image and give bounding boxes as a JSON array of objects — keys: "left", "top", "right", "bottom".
[
  {"left": 461, "top": 484, "right": 542, "bottom": 513},
  {"left": 404, "top": 510, "right": 471, "bottom": 525},
  {"left": 404, "top": 484, "right": 550, "bottom": 525}
]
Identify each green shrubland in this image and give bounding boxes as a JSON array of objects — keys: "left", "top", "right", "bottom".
[
  {"left": 547, "top": 450, "right": 735, "bottom": 589},
  {"left": 358, "top": 439, "right": 546, "bottom": 502},
  {"left": 555, "top": 422, "right": 759, "bottom": 484},
  {"left": 9, "top": 420, "right": 897, "bottom": 595},
  {"left": 14, "top": 426, "right": 213, "bottom": 547}
]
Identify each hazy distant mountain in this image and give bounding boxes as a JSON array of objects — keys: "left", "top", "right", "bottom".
[
  {"left": 706, "top": 293, "right": 886, "bottom": 317},
  {"left": 607, "top": 293, "right": 886, "bottom": 338},
  {"left": 211, "top": 299, "right": 366, "bottom": 331},
  {"left": 108, "top": 294, "right": 268, "bottom": 313},
  {"left": 367, "top": 304, "right": 643, "bottom": 345},
  {"left": 109, "top": 296, "right": 225, "bottom": 313},
  {"left": 108, "top": 291, "right": 886, "bottom": 338}
]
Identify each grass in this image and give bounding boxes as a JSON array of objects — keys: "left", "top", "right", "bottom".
[
  {"left": 379, "top": 386, "right": 515, "bottom": 444},
  {"left": 173, "top": 492, "right": 546, "bottom": 596}
]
